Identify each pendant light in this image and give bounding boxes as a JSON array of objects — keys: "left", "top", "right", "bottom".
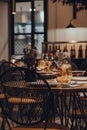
[
  {"left": 12, "top": 0, "right": 16, "bottom": 15},
  {"left": 66, "top": 19, "right": 75, "bottom": 28}
]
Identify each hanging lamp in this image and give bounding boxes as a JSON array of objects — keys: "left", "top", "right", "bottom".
[{"left": 66, "top": 19, "right": 75, "bottom": 28}]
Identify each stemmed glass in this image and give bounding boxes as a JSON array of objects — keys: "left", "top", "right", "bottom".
[{"left": 56, "top": 60, "right": 72, "bottom": 87}]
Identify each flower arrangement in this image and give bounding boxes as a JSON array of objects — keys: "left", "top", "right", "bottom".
[{"left": 23, "top": 45, "right": 37, "bottom": 69}]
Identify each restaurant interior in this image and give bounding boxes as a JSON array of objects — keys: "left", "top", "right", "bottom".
[{"left": 0, "top": 0, "right": 87, "bottom": 130}]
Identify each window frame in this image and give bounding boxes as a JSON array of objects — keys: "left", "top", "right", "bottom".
[{"left": 11, "top": 0, "right": 48, "bottom": 55}]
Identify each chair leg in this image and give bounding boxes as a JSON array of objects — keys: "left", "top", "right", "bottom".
[
  {"left": 1, "top": 118, "right": 5, "bottom": 130},
  {"left": 1, "top": 115, "right": 12, "bottom": 130}
]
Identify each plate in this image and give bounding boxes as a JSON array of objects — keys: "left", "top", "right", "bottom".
[
  {"left": 39, "top": 72, "right": 57, "bottom": 79},
  {"left": 37, "top": 70, "right": 47, "bottom": 74},
  {"left": 68, "top": 81, "right": 82, "bottom": 87},
  {"left": 72, "top": 70, "right": 86, "bottom": 76},
  {"left": 28, "top": 80, "right": 58, "bottom": 87},
  {"left": 41, "top": 72, "right": 57, "bottom": 75},
  {"left": 37, "top": 71, "right": 53, "bottom": 74},
  {"left": 72, "top": 76, "right": 87, "bottom": 81},
  {"left": 61, "top": 81, "right": 82, "bottom": 88},
  {"left": 47, "top": 79, "right": 58, "bottom": 87}
]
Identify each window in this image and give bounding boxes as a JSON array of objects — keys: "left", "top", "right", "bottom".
[{"left": 13, "top": 0, "right": 47, "bottom": 56}]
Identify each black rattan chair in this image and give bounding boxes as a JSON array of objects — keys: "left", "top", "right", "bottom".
[
  {"left": 0, "top": 60, "right": 18, "bottom": 129},
  {"left": 80, "top": 59, "right": 87, "bottom": 76},
  {"left": 69, "top": 61, "right": 78, "bottom": 70},
  {"left": 0, "top": 67, "right": 53, "bottom": 130},
  {"left": 0, "top": 60, "right": 18, "bottom": 100},
  {"left": 1, "top": 67, "right": 70, "bottom": 130},
  {"left": 67, "top": 93, "right": 87, "bottom": 130},
  {"left": 0, "top": 60, "right": 17, "bottom": 74}
]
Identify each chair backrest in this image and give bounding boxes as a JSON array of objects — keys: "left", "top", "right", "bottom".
[
  {"left": 0, "top": 60, "right": 17, "bottom": 76},
  {"left": 70, "top": 61, "right": 78, "bottom": 70},
  {"left": 80, "top": 59, "right": 87, "bottom": 76},
  {"left": 0, "top": 60, "right": 17, "bottom": 95},
  {"left": 1, "top": 67, "right": 53, "bottom": 128}
]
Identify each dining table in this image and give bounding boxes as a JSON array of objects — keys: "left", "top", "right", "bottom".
[
  {"left": 47, "top": 76, "right": 87, "bottom": 129},
  {"left": 36, "top": 68, "right": 87, "bottom": 128}
]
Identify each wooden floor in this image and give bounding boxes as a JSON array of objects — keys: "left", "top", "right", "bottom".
[
  {"left": 0, "top": 117, "right": 70, "bottom": 130},
  {"left": 12, "top": 123, "right": 70, "bottom": 130},
  {"left": 12, "top": 128, "right": 60, "bottom": 130},
  {"left": 10, "top": 120, "right": 69, "bottom": 130}
]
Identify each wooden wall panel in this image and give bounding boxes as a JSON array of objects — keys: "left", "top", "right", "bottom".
[
  {"left": 0, "top": 2, "right": 8, "bottom": 60},
  {"left": 48, "top": 0, "right": 87, "bottom": 41}
]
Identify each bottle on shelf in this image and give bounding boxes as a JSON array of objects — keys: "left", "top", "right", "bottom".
[
  {"left": 48, "top": 45, "right": 52, "bottom": 59},
  {"left": 71, "top": 45, "right": 76, "bottom": 59},
  {"left": 85, "top": 45, "right": 87, "bottom": 58},
  {"left": 55, "top": 45, "right": 57, "bottom": 50},
  {"left": 45, "top": 53, "right": 49, "bottom": 60},
  {"left": 41, "top": 53, "right": 45, "bottom": 59},
  {"left": 49, "top": 53, "right": 54, "bottom": 61},
  {"left": 78, "top": 45, "right": 83, "bottom": 58},
  {"left": 57, "top": 44, "right": 61, "bottom": 52},
  {"left": 52, "top": 45, "right": 56, "bottom": 56},
  {"left": 63, "top": 45, "right": 68, "bottom": 52}
]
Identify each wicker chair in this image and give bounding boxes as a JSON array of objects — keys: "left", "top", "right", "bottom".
[
  {"left": 0, "top": 60, "right": 18, "bottom": 129},
  {"left": 69, "top": 61, "right": 78, "bottom": 70},
  {"left": 80, "top": 59, "right": 87, "bottom": 76},
  {"left": 67, "top": 93, "right": 87, "bottom": 130},
  {"left": 0, "top": 60, "right": 17, "bottom": 74},
  {"left": 1, "top": 67, "right": 70, "bottom": 130}
]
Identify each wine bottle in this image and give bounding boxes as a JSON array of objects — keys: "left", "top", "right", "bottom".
[
  {"left": 63, "top": 45, "right": 68, "bottom": 52},
  {"left": 52, "top": 45, "right": 56, "bottom": 55},
  {"left": 48, "top": 45, "right": 52, "bottom": 59},
  {"left": 49, "top": 53, "right": 54, "bottom": 61},
  {"left": 57, "top": 45, "right": 61, "bottom": 52},
  {"left": 78, "top": 45, "right": 82, "bottom": 58},
  {"left": 85, "top": 45, "right": 87, "bottom": 58},
  {"left": 71, "top": 45, "right": 75, "bottom": 59},
  {"left": 55, "top": 45, "right": 57, "bottom": 50},
  {"left": 45, "top": 53, "right": 49, "bottom": 60}
]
